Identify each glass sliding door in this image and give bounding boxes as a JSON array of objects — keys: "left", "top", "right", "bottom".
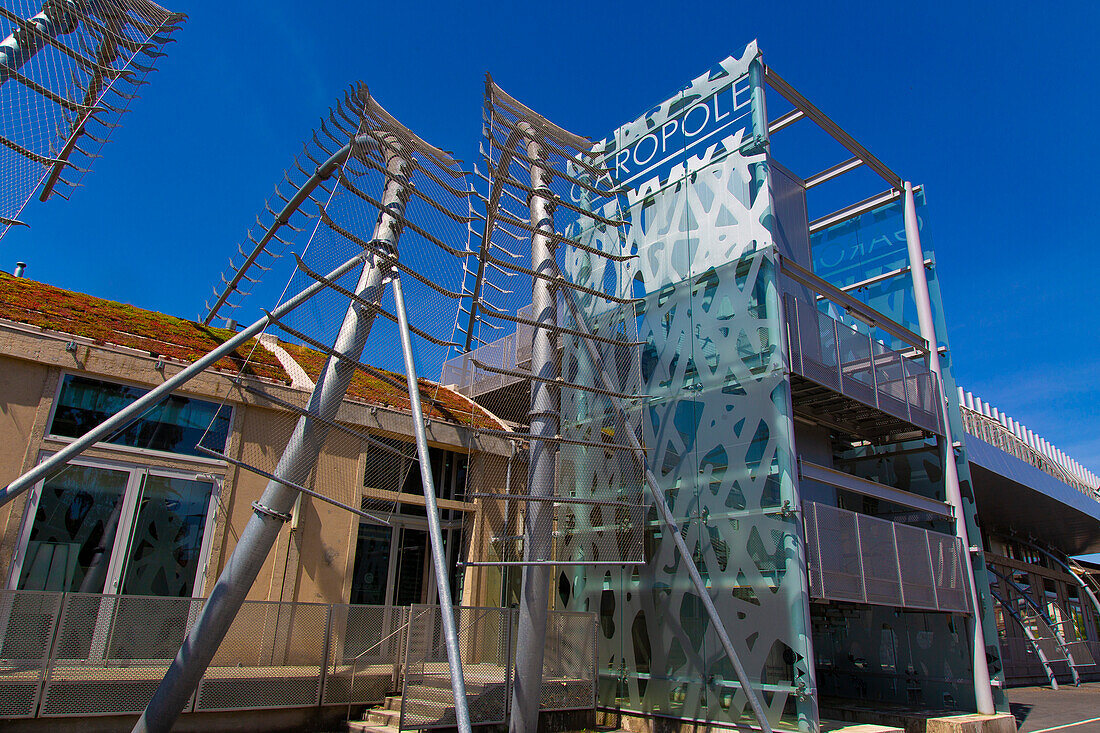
[
  {"left": 394, "top": 527, "right": 429, "bottom": 606},
  {"left": 117, "top": 473, "right": 217, "bottom": 597},
  {"left": 14, "top": 464, "right": 133, "bottom": 593},
  {"left": 9, "top": 459, "right": 217, "bottom": 600},
  {"left": 350, "top": 523, "right": 393, "bottom": 605}
]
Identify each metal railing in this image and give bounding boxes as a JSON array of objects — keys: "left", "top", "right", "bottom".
[
  {"left": 803, "top": 501, "right": 969, "bottom": 613},
  {"left": 785, "top": 294, "right": 942, "bottom": 435},
  {"left": 960, "top": 406, "right": 1098, "bottom": 499},
  {"left": 399, "top": 604, "right": 597, "bottom": 730},
  {"left": 0, "top": 590, "right": 597, "bottom": 723},
  {"left": 442, "top": 306, "right": 534, "bottom": 396}
]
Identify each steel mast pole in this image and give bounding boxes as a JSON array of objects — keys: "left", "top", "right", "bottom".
[
  {"left": 0, "top": 2, "right": 78, "bottom": 84},
  {"left": 509, "top": 121, "right": 558, "bottom": 733},
  {"left": 390, "top": 269, "right": 472, "bottom": 733},
  {"left": 132, "top": 137, "right": 411, "bottom": 733},
  {"left": 902, "top": 181, "right": 995, "bottom": 715}
]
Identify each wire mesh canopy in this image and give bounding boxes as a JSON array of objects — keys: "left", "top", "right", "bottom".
[
  {"left": 196, "top": 83, "right": 496, "bottom": 526},
  {"left": 445, "top": 76, "right": 648, "bottom": 568},
  {"left": 0, "top": 0, "right": 184, "bottom": 238}
]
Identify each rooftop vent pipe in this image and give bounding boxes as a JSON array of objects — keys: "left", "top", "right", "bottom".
[{"left": 13, "top": 261, "right": 25, "bottom": 277}]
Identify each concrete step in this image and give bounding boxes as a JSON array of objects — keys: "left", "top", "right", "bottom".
[
  {"left": 365, "top": 707, "right": 401, "bottom": 726},
  {"left": 346, "top": 721, "right": 399, "bottom": 733}
]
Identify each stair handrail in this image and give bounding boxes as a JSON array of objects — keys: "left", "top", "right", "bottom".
[
  {"left": 399, "top": 605, "right": 505, "bottom": 730},
  {"left": 988, "top": 564, "right": 1080, "bottom": 685},
  {"left": 345, "top": 605, "right": 435, "bottom": 722}
]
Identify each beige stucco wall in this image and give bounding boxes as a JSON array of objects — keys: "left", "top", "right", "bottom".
[
  {"left": 0, "top": 319, "right": 505, "bottom": 613},
  {"left": 0, "top": 354, "right": 52, "bottom": 583}
]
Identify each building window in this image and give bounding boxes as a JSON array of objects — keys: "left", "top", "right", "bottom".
[
  {"left": 49, "top": 374, "right": 231, "bottom": 458},
  {"left": 9, "top": 459, "right": 218, "bottom": 597},
  {"left": 361, "top": 437, "right": 468, "bottom": 516}
]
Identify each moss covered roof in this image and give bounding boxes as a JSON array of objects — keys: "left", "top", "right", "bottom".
[{"left": 0, "top": 272, "right": 495, "bottom": 428}]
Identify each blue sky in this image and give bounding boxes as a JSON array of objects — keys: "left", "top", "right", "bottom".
[{"left": 5, "top": 1, "right": 1099, "bottom": 475}]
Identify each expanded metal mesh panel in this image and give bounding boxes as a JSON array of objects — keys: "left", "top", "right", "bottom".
[
  {"left": 40, "top": 593, "right": 199, "bottom": 717},
  {"left": 856, "top": 514, "right": 902, "bottom": 606},
  {"left": 321, "top": 604, "right": 406, "bottom": 706},
  {"left": 401, "top": 605, "right": 511, "bottom": 730},
  {"left": 927, "top": 533, "right": 968, "bottom": 613},
  {"left": 812, "top": 502, "right": 864, "bottom": 603},
  {"left": 539, "top": 611, "right": 596, "bottom": 711},
  {"left": 0, "top": 590, "right": 61, "bottom": 717},
  {"left": 805, "top": 501, "right": 969, "bottom": 614},
  {"left": 195, "top": 599, "right": 328, "bottom": 712},
  {"left": 893, "top": 522, "right": 938, "bottom": 609}
]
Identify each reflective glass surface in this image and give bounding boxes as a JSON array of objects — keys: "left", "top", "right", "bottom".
[
  {"left": 50, "top": 374, "right": 230, "bottom": 457},
  {"left": 119, "top": 474, "right": 214, "bottom": 597},
  {"left": 18, "top": 465, "right": 130, "bottom": 593}
]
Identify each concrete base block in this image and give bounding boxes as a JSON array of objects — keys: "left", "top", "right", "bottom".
[{"left": 923, "top": 714, "right": 1017, "bottom": 733}]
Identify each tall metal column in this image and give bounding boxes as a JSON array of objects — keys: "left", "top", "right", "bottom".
[
  {"left": 390, "top": 270, "right": 472, "bottom": 733},
  {"left": 902, "top": 181, "right": 995, "bottom": 715},
  {"left": 132, "top": 138, "right": 411, "bottom": 733},
  {"left": 0, "top": 2, "right": 78, "bottom": 83},
  {"left": 510, "top": 122, "right": 558, "bottom": 733}
]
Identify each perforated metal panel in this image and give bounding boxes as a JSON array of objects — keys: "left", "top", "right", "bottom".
[
  {"left": 0, "top": 590, "right": 61, "bottom": 718},
  {"left": 857, "top": 514, "right": 902, "bottom": 606},
  {"left": 1065, "top": 640, "right": 1096, "bottom": 668},
  {"left": 893, "top": 523, "right": 938, "bottom": 609},
  {"left": 928, "top": 532, "right": 968, "bottom": 613},
  {"left": 785, "top": 295, "right": 943, "bottom": 436},
  {"left": 803, "top": 502, "right": 821, "bottom": 597},
  {"left": 813, "top": 503, "right": 864, "bottom": 602},
  {"left": 805, "top": 501, "right": 969, "bottom": 613}
]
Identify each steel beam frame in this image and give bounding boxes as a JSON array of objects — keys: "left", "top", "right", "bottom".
[
  {"left": 762, "top": 65, "right": 903, "bottom": 191},
  {"left": 798, "top": 459, "right": 953, "bottom": 519}
]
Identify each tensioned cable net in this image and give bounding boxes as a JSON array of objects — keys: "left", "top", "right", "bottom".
[
  {"left": 0, "top": 0, "right": 184, "bottom": 238},
  {"left": 195, "top": 84, "right": 497, "bottom": 527},
  {"left": 446, "top": 76, "right": 647, "bottom": 569}
]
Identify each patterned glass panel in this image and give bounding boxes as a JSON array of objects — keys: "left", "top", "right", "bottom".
[
  {"left": 17, "top": 465, "right": 129, "bottom": 593},
  {"left": 563, "top": 42, "right": 816, "bottom": 731},
  {"left": 118, "top": 475, "right": 214, "bottom": 597}
]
